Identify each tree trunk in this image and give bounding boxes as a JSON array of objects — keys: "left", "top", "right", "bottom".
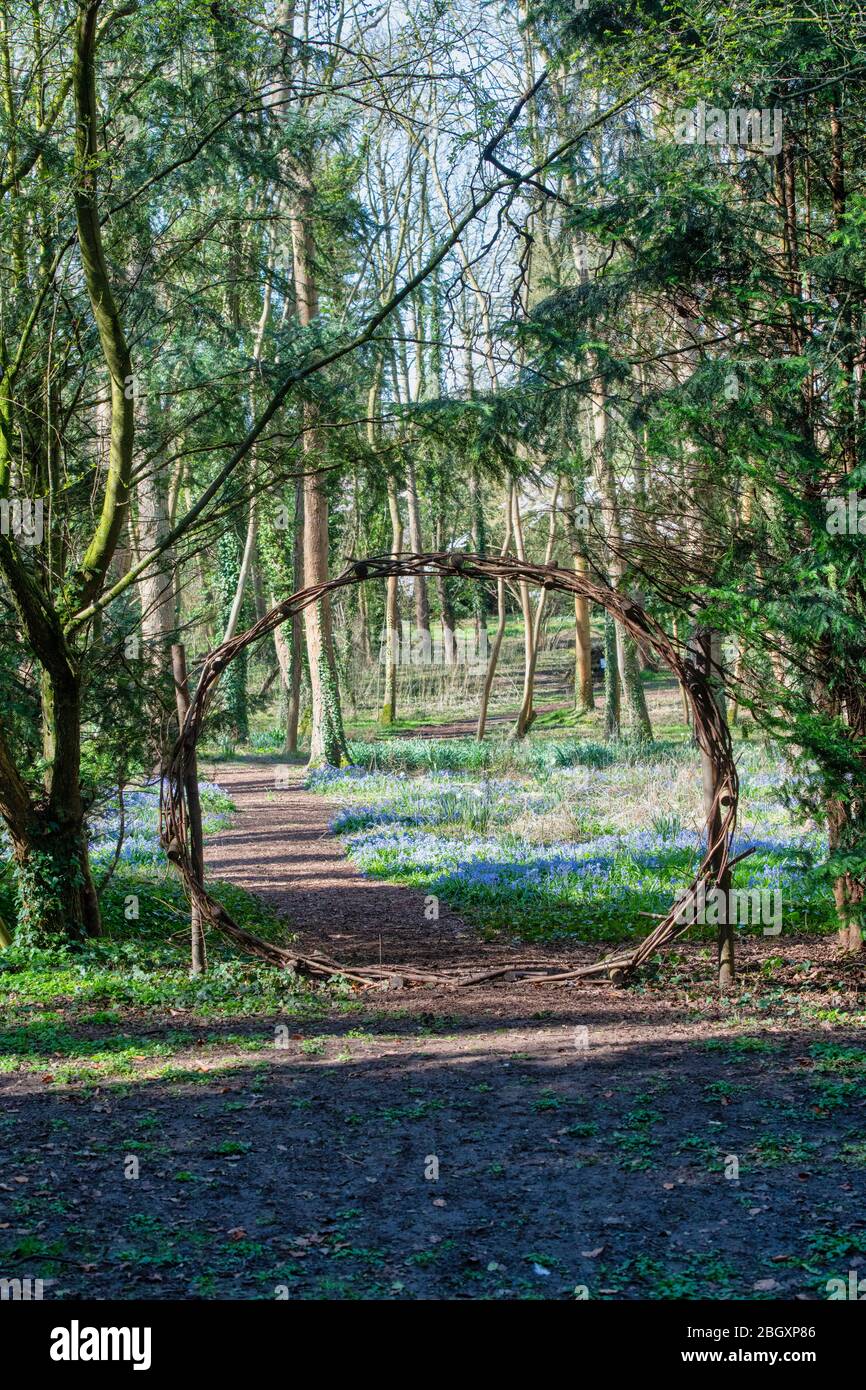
[
  {"left": 703, "top": 738, "right": 734, "bottom": 992},
  {"left": 357, "top": 577, "right": 373, "bottom": 664},
  {"left": 477, "top": 485, "right": 513, "bottom": 740},
  {"left": 561, "top": 478, "right": 594, "bottom": 712},
  {"left": 692, "top": 629, "right": 734, "bottom": 989},
  {"left": 603, "top": 612, "right": 621, "bottom": 740},
  {"left": 380, "top": 475, "right": 403, "bottom": 725},
  {"left": 405, "top": 455, "right": 431, "bottom": 653},
  {"left": 617, "top": 626, "right": 653, "bottom": 741},
  {"left": 513, "top": 481, "right": 559, "bottom": 738},
  {"left": 289, "top": 175, "right": 348, "bottom": 766},
  {"left": 434, "top": 513, "right": 457, "bottom": 665},
  {"left": 285, "top": 477, "right": 304, "bottom": 753},
  {"left": 820, "top": 674, "right": 865, "bottom": 955},
  {"left": 272, "top": 616, "right": 293, "bottom": 752},
  {"left": 6, "top": 664, "right": 101, "bottom": 947},
  {"left": 222, "top": 499, "right": 258, "bottom": 644},
  {"left": 11, "top": 813, "right": 100, "bottom": 948},
  {"left": 828, "top": 798, "right": 865, "bottom": 955},
  {"left": 217, "top": 530, "right": 249, "bottom": 743},
  {"left": 136, "top": 420, "right": 176, "bottom": 656},
  {"left": 468, "top": 464, "right": 489, "bottom": 649},
  {"left": 510, "top": 488, "right": 537, "bottom": 737},
  {"left": 171, "top": 643, "right": 206, "bottom": 975},
  {"left": 573, "top": 568, "right": 594, "bottom": 713},
  {"left": 0, "top": 2, "right": 135, "bottom": 949},
  {"left": 672, "top": 617, "right": 691, "bottom": 725},
  {"left": 302, "top": 464, "right": 348, "bottom": 766}
]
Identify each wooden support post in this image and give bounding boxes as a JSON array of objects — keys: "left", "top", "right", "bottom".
[{"left": 171, "top": 643, "right": 206, "bottom": 975}]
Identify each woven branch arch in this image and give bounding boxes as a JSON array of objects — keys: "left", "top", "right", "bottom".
[{"left": 162, "top": 553, "right": 739, "bottom": 988}]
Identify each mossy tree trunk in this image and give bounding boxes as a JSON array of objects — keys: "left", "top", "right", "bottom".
[
  {"left": 3, "top": 657, "right": 101, "bottom": 948},
  {"left": 617, "top": 628, "right": 653, "bottom": 741},
  {"left": 0, "top": 4, "right": 135, "bottom": 948}
]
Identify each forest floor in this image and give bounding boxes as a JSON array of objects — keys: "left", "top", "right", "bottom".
[{"left": 2, "top": 757, "right": 865, "bottom": 1300}]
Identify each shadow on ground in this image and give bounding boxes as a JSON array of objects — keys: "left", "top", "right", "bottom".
[{"left": 2, "top": 998, "right": 864, "bottom": 1301}]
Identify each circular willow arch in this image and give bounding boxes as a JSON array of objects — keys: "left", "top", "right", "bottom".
[{"left": 162, "top": 553, "right": 740, "bottom": 988}]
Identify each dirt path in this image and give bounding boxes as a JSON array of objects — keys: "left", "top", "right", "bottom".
[
  {"left": 201, "top": 757, "right": 576, "bottom": 980},
  {"left": 2, "top": 758, "right": 863, "bottom": 1301},
  {"left": 201, "top": 759, "right": 483, "bottom": 970}
]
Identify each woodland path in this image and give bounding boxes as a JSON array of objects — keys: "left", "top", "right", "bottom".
[
  {"left": 180, "top": 758, "right": 862, "bottom": 1300},
  {"left": 2, "top": 758, "right": 861, "bottom": 1301},
  {"left": 201, "top": 758, "right": 488, "bottom": 972}
]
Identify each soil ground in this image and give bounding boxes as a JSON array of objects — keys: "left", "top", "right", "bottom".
[{"left": 1, "top": 758, "right": 864, "bottom": 1300}]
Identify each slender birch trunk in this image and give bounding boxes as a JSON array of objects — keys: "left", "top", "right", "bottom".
[{"left": 477, "top": 484, "right": 514, "bottom": 739}]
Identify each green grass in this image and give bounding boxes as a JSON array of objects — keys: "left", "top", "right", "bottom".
[{"left": 0, "top": 782, "right": 349, "bottom": 1091}]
